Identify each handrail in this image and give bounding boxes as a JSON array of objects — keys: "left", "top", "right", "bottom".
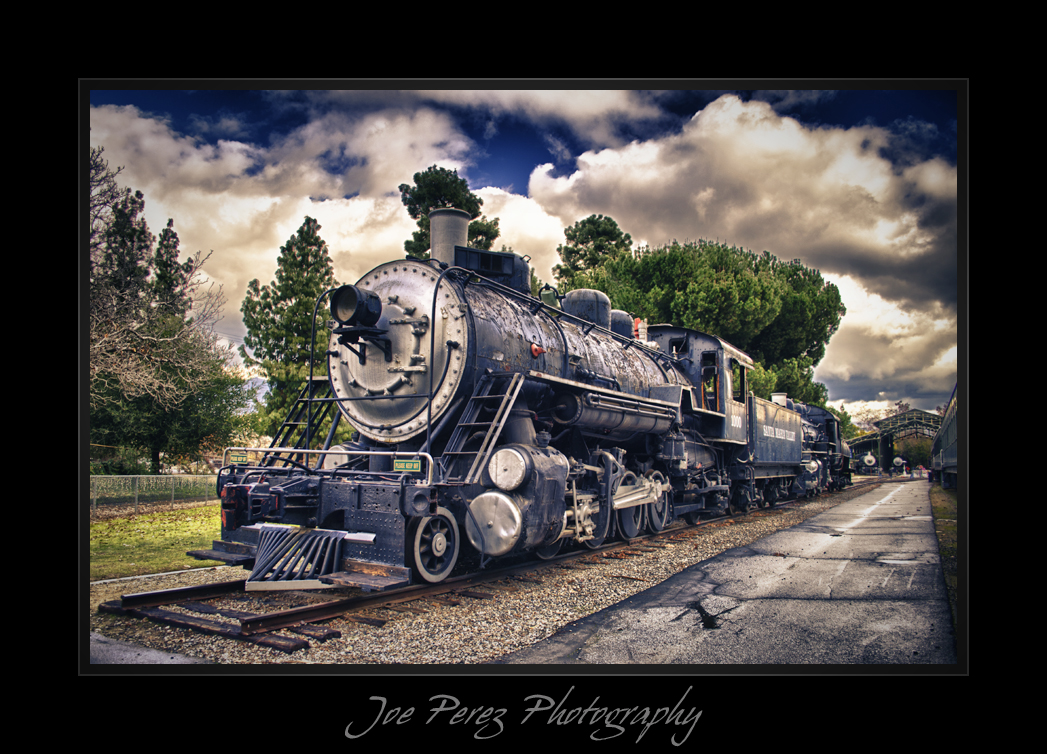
[{"left": 222, "top": 448, "right": 435, "bottom": 486}]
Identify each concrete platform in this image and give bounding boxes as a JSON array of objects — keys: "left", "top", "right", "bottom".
[{"left": 494, "top": 482, "right": 959, "bottom": 666}]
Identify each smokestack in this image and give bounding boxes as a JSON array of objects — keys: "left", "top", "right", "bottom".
[{"left": 428, "top": 207, "right": 471, "bottom": 267}]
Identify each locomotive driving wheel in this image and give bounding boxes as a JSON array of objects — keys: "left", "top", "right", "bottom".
[
  {"left": 645, "top": 471, "right": 671, "bottom": 533},
  {"left": 410, "top": 507, "right": 460, "bottom": 583},
  {"left": 581, "top": 496, "right": 611, "bottom": 549},
  {"left": 616, "top": 472, "right": 645, "bottom": 539},
  {"left": 535, "top": 538, "right": 563, "bottom": 559}
]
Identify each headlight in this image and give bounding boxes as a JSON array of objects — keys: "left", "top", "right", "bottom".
[{"left": 330, "top": 284, "right": 382, "bottom": 326}]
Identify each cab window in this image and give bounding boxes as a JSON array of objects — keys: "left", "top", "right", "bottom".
[
  {"left": 700, "top": 351, "right": 718, "bottom": 411},
  {"left": 731, "top": 359, "right": 746, "bottom": 403}
]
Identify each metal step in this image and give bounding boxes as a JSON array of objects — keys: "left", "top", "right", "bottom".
[
  {"left": 319, "top": 563, "right": 412, "bottom": 592},
  {"left": 186, "top": 548, "right": 254, "bottom": 567},
  {"left": 187, "top": 538, "right": 256, "bottom": 567}
]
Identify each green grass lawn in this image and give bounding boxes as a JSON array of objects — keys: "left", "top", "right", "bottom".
[
  {"left": 89, "top": 505, "right": 225, "bottom": 581},
  {"left": 929, "top": 484, "right": 958, "bottom": 630}
]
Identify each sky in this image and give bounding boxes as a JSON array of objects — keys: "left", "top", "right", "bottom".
[{"left": 86, "top": 83, "right": 964, "bottom": 417}]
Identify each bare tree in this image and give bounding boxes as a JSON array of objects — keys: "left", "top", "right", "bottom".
[{"left": 90, "top": 254, "right": 227, "bottom": 409}]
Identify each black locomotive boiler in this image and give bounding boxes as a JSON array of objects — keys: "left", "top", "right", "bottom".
[{"left": 195, "top": 208, "right": 851, "bottom": 589}]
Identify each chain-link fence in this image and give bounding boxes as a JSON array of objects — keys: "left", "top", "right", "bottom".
[{"left": 89, "top": 475, "right": 219, "bottom": 519}]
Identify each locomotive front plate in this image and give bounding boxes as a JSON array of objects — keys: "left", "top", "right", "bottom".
[{"left": 328, "top": 260, "right": 470, "bottom": 443}]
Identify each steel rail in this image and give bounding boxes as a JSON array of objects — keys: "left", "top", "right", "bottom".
[{"left": 118, "top": 579, "right": 247, "bottom": 609}]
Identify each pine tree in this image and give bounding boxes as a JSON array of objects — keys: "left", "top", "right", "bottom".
[
  {"left": 240, "top": 216, "right": 338, "bottom": 435},
  {"left": 152, "top": 219, "right": 193, "bottom": 315},
  {"left": 95, "top": 188, "right": 153, "bottom": 299},
  {"left": 553, "top": 214, "right": 633, "bottom": 288},
  {"left": 89, "top": 146, "right": 125, "bottom": 269},
  {"left": 398, "top": 165, "right": 499, "bottom": 258}
]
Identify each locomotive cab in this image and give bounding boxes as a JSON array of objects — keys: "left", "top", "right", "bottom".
[{"left": 647, "top": 325, "right": 754, "bottom": 443}]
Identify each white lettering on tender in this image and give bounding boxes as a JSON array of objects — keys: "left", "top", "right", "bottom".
[{"left": 761, "top": 425, "right": 795, "bottom": 441}]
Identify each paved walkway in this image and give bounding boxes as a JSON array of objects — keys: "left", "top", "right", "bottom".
[
  {"left": 88, "top": 632, "right": 214, "bottom": 665},
  {"left": 494, "top": 481, "right": 959, "bottom": 665}
]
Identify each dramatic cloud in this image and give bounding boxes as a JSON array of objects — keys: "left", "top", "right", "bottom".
[
  {"left": 813, "top": 274, "right": 957, "bottom": 406},
  {"left": 90, "top": 104, "right": 477, "bottom": 340},
  {"left": 528, "top": 94, "right": 956, "bottom": 312},
  {"left": 413, "top": 90, "right": 665, "bottom": 148},
  {"left": 474, "top": 188, "right": 567, "bottom": 285}
]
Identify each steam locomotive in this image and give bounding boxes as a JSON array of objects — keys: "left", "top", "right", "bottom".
[{"left": 193, "top": 208, "right": 851, "bottom": 589}]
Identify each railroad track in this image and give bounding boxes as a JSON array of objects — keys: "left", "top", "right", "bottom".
[{"left": 97, "top": 480, "right": 886, "bottom": 655}]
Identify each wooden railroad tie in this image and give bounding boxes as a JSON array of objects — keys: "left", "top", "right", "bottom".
[
  {"left": 345, "top": 615, "right": 387, "bottom": 627},
  {"left": 383, "top": 605, "right": 429, "bottom": 615},
  {"left": 427, "top": 596, "right": 463, "bottom": 606},
  {"left": 98, "top": 601, "right": 309, "bottom": 654}
]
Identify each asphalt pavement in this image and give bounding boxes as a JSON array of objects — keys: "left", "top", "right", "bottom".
[
  {"left": 494, "top": 480, "right": 958, "bottom": 665},
  {"left": 88, "top": 631, "right": 214, "bottom": 665}
]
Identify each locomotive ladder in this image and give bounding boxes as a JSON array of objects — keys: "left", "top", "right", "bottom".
[
  {"left": 264, "top": 375, "right": 338, "bottom": 469},
  {"left": 440, "top": 372, "right": 525, "bottom": 485}
]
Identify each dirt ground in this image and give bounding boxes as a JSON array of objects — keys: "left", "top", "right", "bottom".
[{"left": 89, "top": 499, "right": 219, "bottom": 522}]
